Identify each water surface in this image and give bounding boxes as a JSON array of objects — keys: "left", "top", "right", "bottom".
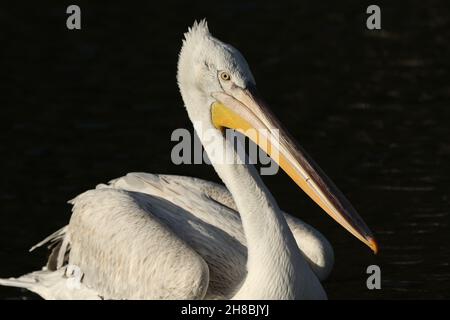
[{"left": 1, "top": 1, "right": 449, "bottom": 299}]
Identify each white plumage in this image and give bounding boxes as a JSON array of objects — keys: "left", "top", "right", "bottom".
[{"left": 0, "top": 20, "right": 376, "bottom": 300}]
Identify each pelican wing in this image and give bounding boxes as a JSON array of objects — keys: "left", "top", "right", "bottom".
[
  {"left": 105, "top": 173, "right": 248, "bottom": 299},
  {"left": 66, "top": 187, "right": 210, "bottom": 299}
]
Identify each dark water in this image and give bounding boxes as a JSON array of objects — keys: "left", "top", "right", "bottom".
[{"left": 1, "top": 1, "right": 449, "bottom": 299}]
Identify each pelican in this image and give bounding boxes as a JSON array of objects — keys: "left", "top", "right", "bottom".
[{"left": 0, "top": 20, "right": 377, "bottom": 300}]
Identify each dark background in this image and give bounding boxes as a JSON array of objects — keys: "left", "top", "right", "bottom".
[{"left": 1, "top": 0, "right": 449, "bottom": 299}]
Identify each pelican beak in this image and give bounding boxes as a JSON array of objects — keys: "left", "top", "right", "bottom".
[{"left": 211, "top": 85, "right": 378, "bottom": 253}]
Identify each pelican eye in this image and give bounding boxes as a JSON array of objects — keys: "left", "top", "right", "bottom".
[{"left": 220, "top": 72, "right": 231, "bottom": 81}]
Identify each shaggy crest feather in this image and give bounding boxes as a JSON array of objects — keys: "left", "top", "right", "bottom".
[{"left": 183, "top": 19, "right": 210, "bottom": 43}]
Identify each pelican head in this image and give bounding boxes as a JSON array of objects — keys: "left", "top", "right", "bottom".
[
  {"left": 177, "top": 20, "right": 255, "bottom": 126},
  {"left": 177, "top": 20, "right": 378, "bottom": 253}
]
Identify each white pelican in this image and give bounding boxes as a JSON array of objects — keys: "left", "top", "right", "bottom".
[{"left": 0, "top": 20, "right": 377, "bottom": 300}]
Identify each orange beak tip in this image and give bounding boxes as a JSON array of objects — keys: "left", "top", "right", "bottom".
[{"left": 368, "top": 238, "right": 379, "bottom": 254}]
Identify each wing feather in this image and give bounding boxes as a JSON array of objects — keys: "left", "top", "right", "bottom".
[{"left": 68, "top": 188, "right": 209, "bottom": 299}]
